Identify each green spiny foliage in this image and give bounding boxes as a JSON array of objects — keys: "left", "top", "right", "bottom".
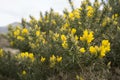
[{"left": 0, "top": 0, "right": 120, "bottom": 80}]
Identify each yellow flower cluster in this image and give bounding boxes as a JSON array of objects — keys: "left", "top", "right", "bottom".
[
  {"left": 0, "top": 49, "right": 3, "bottom": 57},
  {"left": 80, "top": 29, "right": 94, "bottom": 44},
  {"left": 87, "top": 6, "right": 94, "bottom": 18},
  {"left": 61, "top": 34, "right": 68, "bottom": 49},
  {"left": 14, "top": 29, "right": 20, "bottom": 37},
  {"left": 16, "top": 52, "right": 35, "bottom": 62},
  {"left": 50, "top": 55, "right": 62, "bottom": 68},
  {"left": 99, "top": 40, "right": 111, "bottom": 58},
  {"left": 73, "top": 9, "right": 80, "bottom": 19},
  {"left": 13, "top": 28, "right": 29, "bottom": 42},
  {"left": 68, "top": 9, "right": 80, "bottom": 20},
  {"left": 14, "top": 28, "right": 28, "bottom": 37},
  {"left": 89, "top": 40, "right": 110, "bottom": 58}
]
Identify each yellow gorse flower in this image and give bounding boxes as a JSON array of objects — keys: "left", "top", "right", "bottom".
[
  {"left": 61, "top": 34, "right": 67, "bottom": 41},
  {"left": 71, "top": 28, "right": 76, "bottom": 35},
  {"left": 49, "top": 55, "right": 62, "bottom": 67},
  {"left": 75, "top": 35, "right": 79, "bottom": 41},
  {"left": 16, "top": 52, "right": 35, "bottom": 62},
  {"left": 62, "top": 41, "right": 68, "bottom": 49},
  {"left": 79, "top": 47, "right": 86, "bottom": 53},
  {"left": 60, "top": 22, "right": 70, "bottom": 32},
  {"left": 50, "top": 55, "right": 56, "bottom": 68},
  {"left": 0, "top": 49, "right": 3, "bottom": 57},
  {"left": 73, "top": 9, "right": 80, "bottom": 19},
  {"left": 28, "top": 53, "right": 35, "bottom": 62},
  {"left": 88, "top": 40, "right": 110, "bottom": 58},
  {"left": 22, "top": 70, "right": 26, "bottom": 75},
  {"left": 63, "top": 23, "right": 69, "bottom": 28},
  {"left": 61, "top": 34, "right": 68, "bottom": 49},
  {"left": 87, "top": 32, "right": 94, "bottom": 43},
  {"left": 41, "top": 56, "right": 46, "bottom": 62},
  {"left": 89, "top": 46, "right": 97, "bottom": 54},
  {"left": 100, "top": 46, "right": 106, "bottom": 57},
  {"left": 99, "top": 40, "right": 110, "bottom": 58},
  {"left": 14, "top": 29, "right": 20, "bottom": 36},
  {"left": 68, "top": 9, "right": 80, "bottom": 20},
  {"left": 102, "top": 40, "right": 110, "bottom": 47},
  {"left": 22, "top": 28, "right": 28, "bottom": 34},
  {"left": 17, "top": 36, "right": 25, "bottom": 41},
  {"left": 87, "top": 6, "right": 94, "bottom": 17},
  {"left": 36, "top": 30, "right": 40, "bottom": 37},
  {"left": 50, "top": 55, "right": 56, "bottom": 62},
  {"left": 57, "top": 56, "right": 62, "bottom": 62},
  {"left": 80, "top": 29, "right": 94, "bottom": 44},
  {"left": 69, "top": 12, "right": 74, "bottom": 20}
]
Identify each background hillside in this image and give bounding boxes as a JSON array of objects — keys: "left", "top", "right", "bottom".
[{"left": 0, "top": 22, "right": 21, "bottom": 33}]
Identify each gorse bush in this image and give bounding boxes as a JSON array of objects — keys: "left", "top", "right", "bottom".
[
  {"left": 0, "top": 48, "right": 110, "bottom": 80},
  {"left": 102, "top": 0, "right": 120, "bottom": 67},
  {"left": 0, "top": 0, "right": 120, "bottom": 79}
]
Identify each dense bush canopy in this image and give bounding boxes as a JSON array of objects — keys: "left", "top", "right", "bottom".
[{"left": 0, "top": 0, "right": 120, "bottom": 80}]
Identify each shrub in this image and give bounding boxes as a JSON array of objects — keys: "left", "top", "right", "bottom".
[{"left": 1, "top": 0, "right": 120, "bottom": 79}]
